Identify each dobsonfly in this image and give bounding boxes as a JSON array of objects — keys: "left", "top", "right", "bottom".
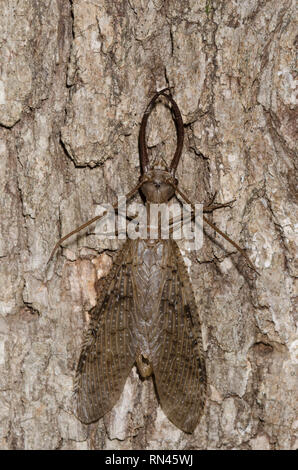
[{"left": 49, "top": 89, "right": 257, "bottom": 433}]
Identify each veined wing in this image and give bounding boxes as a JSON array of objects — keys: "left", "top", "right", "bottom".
[
  {"left": 74, "top": 241, "right": 136, "bottom": 423},
  {"left": 151, "top": 240, "right": 206, "bottom": 433}
]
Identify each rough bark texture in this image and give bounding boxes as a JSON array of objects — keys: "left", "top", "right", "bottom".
[{"left": 0, "top": 0, "right": 296, "bottom": 450}]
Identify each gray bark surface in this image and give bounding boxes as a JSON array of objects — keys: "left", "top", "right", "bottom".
[{"left": 0, "top": 0, "right": 296, "bottom": 449}]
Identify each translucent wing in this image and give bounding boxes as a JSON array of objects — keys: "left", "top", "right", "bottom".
[
  {"left": 74, "top": 241, "right": 136, "bottom": 423},
  {"left": 151, "top": 240, "right": 206, "bottom": 433}
]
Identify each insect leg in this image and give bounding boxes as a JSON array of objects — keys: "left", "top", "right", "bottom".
[
  {"left": 168, "top": 196, "right": 235, "bottom": 236},
  {"left": 47, "top": 181, "right": 143, "bottom": 264},
  {"left": 169, "top": 200, "right": 236, "bottom": 237},
  {"left": 203, "top": 199, "right": 236, "bottom": 213},
  {"left": 172, "top": 185, "right": 259, "bottom": 274}
]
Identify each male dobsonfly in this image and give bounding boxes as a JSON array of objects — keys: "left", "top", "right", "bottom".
[{"left": 49, "top": 89, "right": 257, "bottom": 433}]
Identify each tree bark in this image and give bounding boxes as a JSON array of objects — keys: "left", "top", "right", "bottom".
[{"left": 0, "top": 0, "right": 296, "bottom": 450}]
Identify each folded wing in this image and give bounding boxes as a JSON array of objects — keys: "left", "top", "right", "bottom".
[
  {"left": 151, "top": 241, "right": 206, "bottom": 433},
  {"left": 74, "top": 242, "right": 136, "bottom": 423}
]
